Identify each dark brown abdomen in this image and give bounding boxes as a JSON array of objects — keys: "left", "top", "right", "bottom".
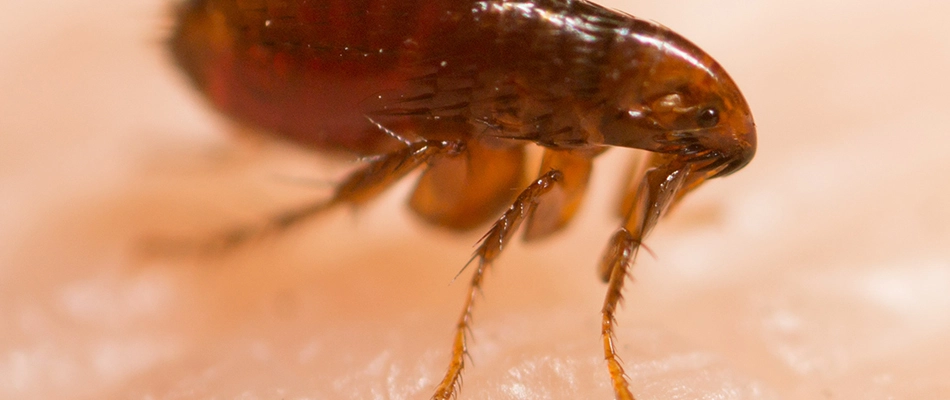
[
  {"left": 170, "top": 0, "right": 632, "bottom": 153},
  {"left": 170, "top": 0, "right": 471, "bottom": 154}
]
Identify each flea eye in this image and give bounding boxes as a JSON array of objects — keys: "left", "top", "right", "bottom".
[{"left": 696, "top": 107, "right": 719, "bottom": 128}]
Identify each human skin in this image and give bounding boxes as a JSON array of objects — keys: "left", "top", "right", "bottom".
[{"left": 1, "top": 1, "right": 949, "bottom": 399}]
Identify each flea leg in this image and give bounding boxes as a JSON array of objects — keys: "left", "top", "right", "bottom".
[
  {"left": 600, "top": 154, "right": 695, "bottom": 399},
  {"left": 204, "top": 140, "right": 463, "bottom": 252},
  {"left": 409, "top": 139, "right": 526, "bottom": 231},
  {"left": 431, "top": 170, "right": 563, "bottom": 400},
  {"left": 522, "top": 147, "right": 597, "bottom": 242},
  {"left": 600, "top": 228, "right": 638, "bottom": 400}
]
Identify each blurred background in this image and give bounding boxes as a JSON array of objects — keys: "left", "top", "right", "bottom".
[{"left": 1, "top": 0, "right": 948, "bottom": 399}]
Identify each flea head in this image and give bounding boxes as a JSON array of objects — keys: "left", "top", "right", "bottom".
[{"left": 596, "top": 22, "right": 756, "bottom": 179}]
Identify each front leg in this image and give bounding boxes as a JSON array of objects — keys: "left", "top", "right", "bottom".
[{"left": 598, "top": 153, "right": 708, "bottom": 399}]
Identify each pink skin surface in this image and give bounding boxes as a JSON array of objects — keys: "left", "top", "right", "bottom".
[{"left": 2, "top": 1, "right": 949, "bottom": 399}]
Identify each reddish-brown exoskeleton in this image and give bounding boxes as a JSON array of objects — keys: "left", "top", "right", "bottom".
[{"left": 170, "top": 0, "right": 756, "bottom": 398}]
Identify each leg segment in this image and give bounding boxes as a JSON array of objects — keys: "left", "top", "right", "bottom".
[
  {"left": 410, "top": 138, "right": 526, "bottom": 231},
  {"left": 599, "top": 153, "right": 696, "bottom": 399},
  {"left": 204, "top": 140, "right": 463, "bottom": 252},
  {"left": 430, "top": 170, "right": 563, "bottom": 400},
  {"left": 600, "top": 228, "right": 638, "bottom": 400},
  {"left": 601, "top": 154, "right": 691, "bottom": 282},
  {"left": 522, "top": 147, "right": 598, "bottom": 242}
]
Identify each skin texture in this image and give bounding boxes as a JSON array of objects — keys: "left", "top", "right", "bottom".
[{"left": 2, "top": 0, "right": 950, "bottom": 399}]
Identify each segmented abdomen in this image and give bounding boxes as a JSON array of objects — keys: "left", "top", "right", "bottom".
[{"left": 171, "top": 0, "right": 644, "bottom": 153}]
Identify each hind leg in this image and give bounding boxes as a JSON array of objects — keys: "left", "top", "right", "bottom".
[{"left": 199, "top": 140, "right": 465, "bottom": 252}]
